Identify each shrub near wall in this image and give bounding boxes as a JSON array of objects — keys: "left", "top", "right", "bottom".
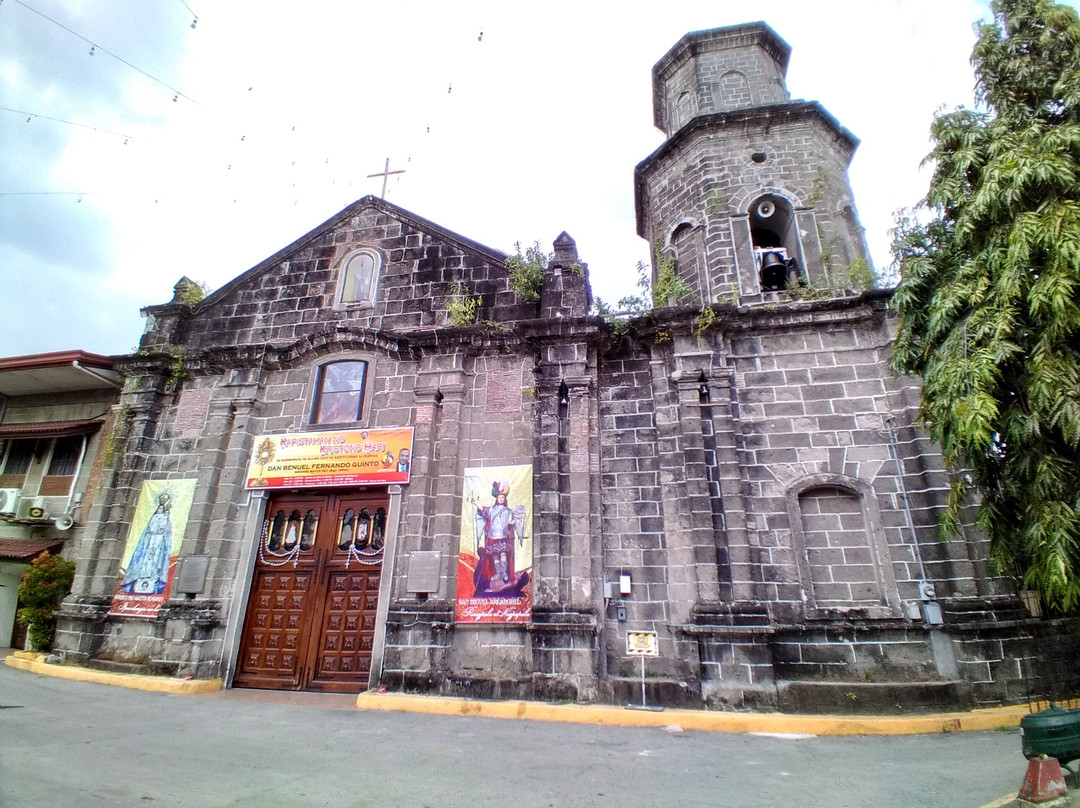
[{"left": 17, "top": 551, "right": 76, "bottom": 652}]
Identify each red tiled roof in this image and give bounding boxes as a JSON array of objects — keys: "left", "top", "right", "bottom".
[
  {"left": 0, "top": 419, "right": 104, "bottom": 439},
  {"left": 0, "top": 350, "right": 113, "bottom": 373},
  {"left": 0, "top": 539, "right": 64, "bottom": 562}
]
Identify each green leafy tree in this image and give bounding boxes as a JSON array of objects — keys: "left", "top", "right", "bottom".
[
  {"left": 16, "top": 551, "right": 76, "bottom": 651},
  {"left": 890, "top": 0, "right": 1080, "bottom": 610}
]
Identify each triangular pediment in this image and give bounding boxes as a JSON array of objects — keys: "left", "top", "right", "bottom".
[{"left": 199, "top": 195, "right": 507, "bottom": 308}]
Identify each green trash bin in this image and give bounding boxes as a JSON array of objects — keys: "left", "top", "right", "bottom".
[{"left": 1021, "top": 705, "right": 1080, "bottom": 767}]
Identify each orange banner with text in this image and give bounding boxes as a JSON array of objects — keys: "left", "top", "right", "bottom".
[{"left": 245, "top": 427, "right": 414, "bottom": 489}]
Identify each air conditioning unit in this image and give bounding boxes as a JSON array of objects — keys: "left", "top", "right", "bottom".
[
  {"left": 19, "top": 496, "right": 49, "bottom": 520},
  {"left": 0, "top": 488, "right": 20, "bottom": 516}
]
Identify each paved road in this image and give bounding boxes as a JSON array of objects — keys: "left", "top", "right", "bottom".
[{"left": 0, "top": 663, "right": 1028, "bottom": 808}]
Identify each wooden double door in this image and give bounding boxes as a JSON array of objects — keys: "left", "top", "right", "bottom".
[{"left": 234, "top": 491, "right": 388, "bottom": 693}]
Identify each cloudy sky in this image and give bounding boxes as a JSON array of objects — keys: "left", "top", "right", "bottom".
[{"left": 1, "top": 0, "right": 1067, "bottom": 357}]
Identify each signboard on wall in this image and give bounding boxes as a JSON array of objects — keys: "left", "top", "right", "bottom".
[
  {"left": 455, "top": 464, "right": 533, "bottom": 625},
  {"left": 245, "top": 427, "right": 414, "bottom": 489},
  {"left": 626, "top": 631, "right": 659, "bottom": 657},
  {"left": 109, "top": 479, "right": 198, "bottom": 619}
]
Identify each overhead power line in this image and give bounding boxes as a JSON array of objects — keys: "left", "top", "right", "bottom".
[
  {"left": 11, "top": 0, "right": 197, "bottom": 104},
  {"left": 0, "top": 106, "right": 133, "bottom": 141},
  {"left": 178, "top": 0, "right": 198, "bottom": 28}
]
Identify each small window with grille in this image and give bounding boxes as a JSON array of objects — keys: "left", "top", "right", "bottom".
[
  {"left": 0, "top": 439, "right": 35, "bottom": 488},
  {"left": 40, "top": 435, "right": 84, "bottom": 496}
]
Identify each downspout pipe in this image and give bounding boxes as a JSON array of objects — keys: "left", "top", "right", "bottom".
[
  {"left": 71, "top": 360, "right": 122, "bottom": 389},
  {"left": 883, "top": 416, "right": 940, "bottom": 616},
  {"left": 61, "top": 435, "right": 89, "bottom": 518}
]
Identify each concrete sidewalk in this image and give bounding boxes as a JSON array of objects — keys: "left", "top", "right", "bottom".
[{"left": 5, "top": 649, "right": 1035, "bottom": 737}]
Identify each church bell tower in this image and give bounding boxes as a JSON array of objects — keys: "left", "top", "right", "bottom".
[{"left": 634, "top": 23, "right": 872, "bottom": 303}]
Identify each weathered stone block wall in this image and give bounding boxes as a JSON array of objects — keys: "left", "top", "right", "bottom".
[
  {"left": 724, "top": 301, "right": 957, "bottom": 621},
  {"left": 941, "top": 599, "right": 1080, "bottom": 706},
  {"left": 771, "top": 624, "right": 938, "bottom": 681},
  {"left": 438, "top": 351, "right": 538, "bottom": 676},
  {"left": 55, "top": 597, "right": 222, "bottom": 678},
  {"left": 695, "top": 631, "right": 777, "bottom": 707},
  {"left": 380, "top": 600, "right": 453, "bottom": 689},
  {"left": 596, "top": 347, "right": 676, "bottom": 675},
  {"left": 692, "top": 43, "right": 789, "bottom": 112}
]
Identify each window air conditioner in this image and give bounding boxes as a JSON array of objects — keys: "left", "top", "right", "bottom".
[
  {"left": 0, "top": 488, "right": 21, "bottom": 516},
  {"left": 19, "top": 496, "right": 49, "bottom": 520}
]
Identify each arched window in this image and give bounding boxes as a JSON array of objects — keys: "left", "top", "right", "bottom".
[
  {"left": 672, "top": 90, "right": 696, "bottom": 131},
  {"left": 311, "top": 360, "right": 368, "bottom": 425},
  {"left": 671, "top": 222, "right": 703, "bottom": 292},
  {"left": 339, "top": 249, "right": 380, "bottom": 305},
  {"left": 715, "top": 70, "right": 751, "bottom": 110},
  {"left": 788, "top": 479, "right": 900, "bottom": 618}
]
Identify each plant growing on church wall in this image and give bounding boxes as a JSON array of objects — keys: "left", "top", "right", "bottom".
[
  {"left": 102, "top": 406, "right": 130, "bottom": 468},
  {"left": 694, "top": 305, "right": 717, "bottom": 343},
  {"left": 506, "top": 241, "right": 548, "bottom": 303},
  {"left": 177, "top": 279, "right": 210, "bottom": 308},
  {"left": 446, "top": 281, "right": 480, "bottom": 326},
  {"left": 844, "top": 257, "right": 876, "bottom": 292},
  {"left": 16, "top": 551, "right": 76, "bottom": 652},
  {"left": 651, "top": 241, "right": 691, "bottom": 307},
  {"left": 806, "top": 167, "right": 830, "bottom": 207},
  {"left": 160, "top": 344, "right": 187, "bottom": 393}
]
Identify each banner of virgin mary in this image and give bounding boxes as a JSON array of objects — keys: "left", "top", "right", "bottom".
[
  {"left": 455, "top": 464, "right": 533, "bottom": 624},
  {"left": 109, "top": 479, "right": 197, "bottom": 618}
]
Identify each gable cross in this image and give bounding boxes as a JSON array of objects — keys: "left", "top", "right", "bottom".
[{"left": 366, "top": 157, "right": 406, "bottom": 198}]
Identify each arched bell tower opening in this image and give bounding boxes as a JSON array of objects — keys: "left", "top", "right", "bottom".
[{"left": 748, "top": 194, "right": 804, "bottom": 291}]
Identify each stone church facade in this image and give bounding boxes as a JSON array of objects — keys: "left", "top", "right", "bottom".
[{"left": 53, "top": 23, "right": 1072, "bottom": 709}]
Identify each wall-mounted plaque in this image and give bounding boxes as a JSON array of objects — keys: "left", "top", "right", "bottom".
[
  {"left": 407, "top": 551, "right": 441, "bottom": 594},
  {"left": 174, "top": 554, "right": 210, "bottom": 595}
]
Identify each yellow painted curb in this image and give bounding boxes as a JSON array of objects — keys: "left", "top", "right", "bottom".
[
  {"left": 5, "top": 654, "right": 222, "bottom": 694},
  {"left": 355, "top": 691, "right": 1031, "bottom": 735}
]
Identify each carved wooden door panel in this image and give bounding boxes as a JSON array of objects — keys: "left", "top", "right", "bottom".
[
  {"left": 234, "top": 492, "right": 387, "bottom": 692},
  {"left": 307, "top": 495, "right": 387, "bottom": 692},
  {"left": 235, "top": 495, "right": 324, "bottom": 690}
]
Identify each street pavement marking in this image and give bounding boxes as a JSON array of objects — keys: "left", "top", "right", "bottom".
[
  {"left": 750, "top": 732, "right": 816, "bottom": 740},
  {"left": 975, "top": 793, "right": 1018, "bottom": 808}
]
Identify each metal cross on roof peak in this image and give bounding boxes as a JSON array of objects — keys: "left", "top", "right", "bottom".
[{"left": 366, "top": 157, "right": 406, "bottom": 198}]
